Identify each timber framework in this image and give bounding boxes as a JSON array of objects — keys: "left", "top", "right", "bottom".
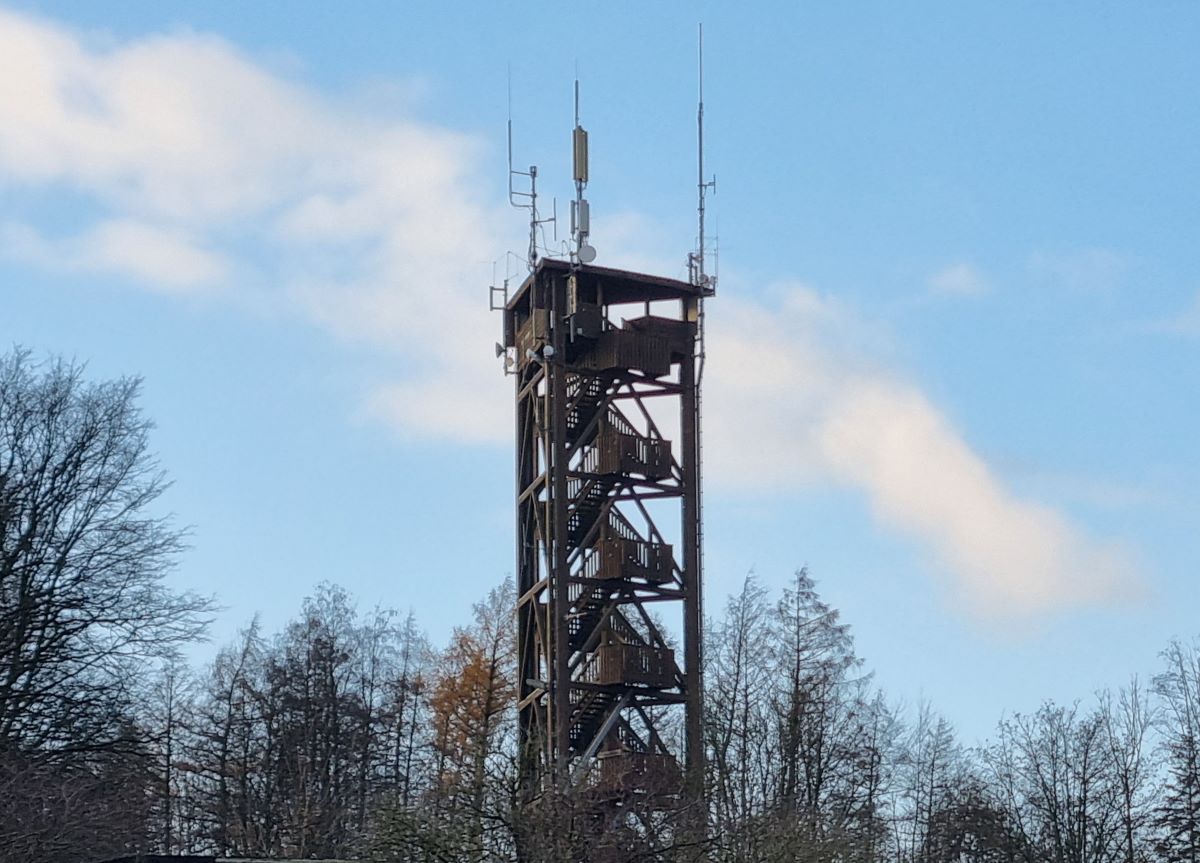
[{"left": 504, "top": 257, "right": 711, "bottom": 819}]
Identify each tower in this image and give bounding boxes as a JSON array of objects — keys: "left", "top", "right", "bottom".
[
  {"left": 498, "top": 55, "right": 715, "bottom": 855},
  {"left": 503, "top": 257, "right": 711, "bottom": 823}
]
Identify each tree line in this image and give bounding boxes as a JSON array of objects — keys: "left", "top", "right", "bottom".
[{"left": 2, "top": 349, "right": 1199, "bottom": 863}]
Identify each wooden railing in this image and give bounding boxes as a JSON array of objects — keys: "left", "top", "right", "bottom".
[
  {"left": 596, "top": 535, "right": 673, "bottom": 583},
  {"left": 593, "top": 643, "right": 676, "bottom": 688},
  {"left": 595, "top": 430, "right": 672, "bottom": 479},
  {"left": 591, "top": 750, "right": 683, "bottom": 798}
]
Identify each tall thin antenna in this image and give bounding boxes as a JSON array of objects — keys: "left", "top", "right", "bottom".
[
  {"left": 688, "top": 23, "right": 716, "bottom": 289},
  {"left": 508, "top": 68, "right": 556, "bottom": 270}
]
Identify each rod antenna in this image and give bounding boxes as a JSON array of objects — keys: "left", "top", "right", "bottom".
[
  {"left": 688, "top": 24, "right": 717, "bottom": 289},
  {"left": 508, "top": 68, "right": 556, "bottom": 270}
]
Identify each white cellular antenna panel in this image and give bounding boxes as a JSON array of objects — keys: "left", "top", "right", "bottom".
[
  {"left": 573, "top": 125, "right": 589, "bottom": 184},
  {"left": 571, "top": 79, "right": 597, "bottom": 265}
]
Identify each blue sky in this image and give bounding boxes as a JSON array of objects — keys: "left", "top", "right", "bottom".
[{"left": 1, "top": 1, "right": 1197, "bottom": 743}]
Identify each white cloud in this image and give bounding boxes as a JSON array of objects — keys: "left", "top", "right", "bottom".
[
  {"left": 1, "top": 219, "right": 226, "bottom": 291},
  {"left": 1030, "top": 248, "right": 1127, "bottom": 293},
  {"left": 0, "top": 9, "right": 1141, "bottom": 617},
  {"left": 817, "top": 377, "right": 1137, "bottom": 615},
  {"left": 362, "top": 365, "right": 509, "bottom": 446},
  {"left": 928, "top": 262, "right": 989, "bottom": 298},
  {"left": 1146, "top": 290, "right": 1200, "bottom": 337},
  {"left": 81, "top": 219, "right": 227, "bottom": 287},
  {"left": 0, "top": 7, "right": 508, "bottom": 440},
  {"left": 704, "top": 286, "right": 1141, "bottom": 617},
  {"left": 0, "top": 12, "right": 329, "bottom": 220},
  {"left": 592, "top": 211, "right": 693, "bottom": 281}
]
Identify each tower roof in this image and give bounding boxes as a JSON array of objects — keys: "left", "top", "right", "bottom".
[{"left": 507, "top": 258, "right": 712, "bottom": 310}]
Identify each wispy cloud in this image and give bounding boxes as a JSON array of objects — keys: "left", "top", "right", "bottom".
[
  {"left": 1143, "top": 290, "right": 1200, "bottom": 337},
  {"left": 704, "top": 286, "right": 1142, "bottom": 618},
  {"left": 1030, "top": 248, "right": 1128, "bottom": 293},
  {"left": 0, "top": 9, "right": 1141, "bottom": 619},
  {"left": 928, "top": 262, "right": 989, "bottom": 298},
  {"left": 1, "top": 219, "right": 227, "bottom": 291},
  {"left": 0, "top": 7, "right": 508, "bottom": 441}
]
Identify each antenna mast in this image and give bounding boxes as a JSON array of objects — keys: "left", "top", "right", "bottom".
[
  {"left": 508, "top": 71, "right": 556, "bottom": 270},
  {"left": 571, "top": 79, "right": 596, "bottom": 264},
  {"left": 689, "top": 24, "right": 716, "bottom": 289}
]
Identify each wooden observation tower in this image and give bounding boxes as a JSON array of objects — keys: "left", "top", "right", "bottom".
[
  {"left": 496, "top": 59, "right": 715, "bottom": 854},
  {"left": 502, "top": 256, "right": 711, "bottom": 815}
]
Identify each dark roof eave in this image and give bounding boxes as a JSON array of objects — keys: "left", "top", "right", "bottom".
[{"left": 506, "top": 257, "right": 712, "bottom": 311}]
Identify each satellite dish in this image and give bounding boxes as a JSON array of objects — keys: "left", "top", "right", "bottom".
[
  {"left": 578, "top": 243, "right": 597, "bottom": 264},
  {"left": 495, "top": 342, "right": 505, "bottom": 358}
]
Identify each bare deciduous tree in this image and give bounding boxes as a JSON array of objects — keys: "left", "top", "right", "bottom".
[
  {"left": 0, "top": 350, "right": 211, "bottom": 750},
  {"left": 0, "top": 349, "right": 213, "bottom": 863},
  {"left": 1098, "top": 679, "right": 1157, "bottom": 863},
  {"left": 985, "top": 702, "right": 1122, "bottom": 863},
  {"left": 705, "top": 573, "right": 773, "bottom": 847},
  {"left": 1154, "top": 640, "right": 1200, "bottom": 863}
]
